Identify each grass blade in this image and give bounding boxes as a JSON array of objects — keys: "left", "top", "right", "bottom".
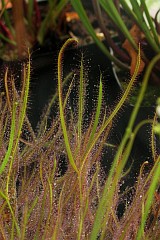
[
  {"left": 70, "top": 0, "right": 128, "bottom": 69},
  {"left": 130, "top": 0, "right": 160, "bottom": 53},
  {"left": 141, "top": 0, "right": 160, "bottom": 47},
  {"left": 99, "top": 0, "right": 137, "bottom": 50}
]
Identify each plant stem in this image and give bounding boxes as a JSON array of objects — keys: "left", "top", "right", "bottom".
[{"left": 12, "top": 0, "right": 28, "bottom": 58}]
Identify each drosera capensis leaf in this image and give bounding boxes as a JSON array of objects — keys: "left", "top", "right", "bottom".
[
  {"left": 137, "top": 155, "right": 160, "bottom": 240},
  {"left": 90, "top": 51, "right": 160, "bottom": 240},
  {"left": 0, "top": 190, "right": 21, "bottom": 238},
  {"left": 38, "top": 71, "right": 74, "bottom": 137},
  {"left": 4, "top": 67, "right": 11, "bottom": 111},
  {"left": 58, "top": 38, "right": 79, "bottom": 173},
  {"left": 90, "top": 44, "right": 141, "bottom": 240},
  {"left": 0, "top": 36, "right": 159, "bottom": 239},
  {"left": 80, "top": 44, "right": 141, "bottom": 174},
  {"left": 77, "top": 53, "right": 85, "bottom": 146},
  {"left": 21, "top": 197, "right": 38, "bottom": 240},
  {"left": 11, "top": 51, "right": 31, "bottom": 159},
  {"left": 0, "top": 101, "right": 17, "bottom": 175},
  {"left": 87, "top": 72, "right": 103, "bottom": 150}
]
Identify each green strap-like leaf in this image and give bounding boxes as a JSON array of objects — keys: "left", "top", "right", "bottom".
[
  {"left": 70, "top": 0, "right": 128, "bottom": 69},
  {"left": 130, "top": 0, "right": 160, "bottom": 53},
  {"left": 58, "top": 38, "right": 79, "bottom": 173},
  {"left": 99, "top": 0, "right": 137, "bottom": 50}
]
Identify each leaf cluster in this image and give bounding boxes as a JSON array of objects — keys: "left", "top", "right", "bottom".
[
  {"left": 0, "top": 39, "right": 159, "bottom": 239},
  {"left": 0, "top": 0, "right": 69, "bottom": 60},
  {"left": 71, "top": 0, "right": 160, "bottom": 83}
]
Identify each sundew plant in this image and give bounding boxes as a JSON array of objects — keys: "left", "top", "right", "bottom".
[{"left": 0, "top": 38, "right": 160, "bottom": 239}]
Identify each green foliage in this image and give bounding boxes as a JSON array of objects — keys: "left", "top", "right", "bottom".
[
  {"left": 91, "top": 50, "right": 160, "bottom": 240},
  {"left": 70, "top": 0, "right": 128, "bottom": 69},
  {"left": 71, "top": 0, "right": 160, "bottom": 74},
  {"left": 0, "top": 0, "right": 69, "bottom": 59},
  {"left": 0, "top": 39, "right": 159, "bottom": 239},
  {"left": 37, "top": 0, "right": 68, "bottom": 44}
]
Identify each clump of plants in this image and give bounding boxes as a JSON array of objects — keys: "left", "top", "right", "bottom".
[
  {"left": 71, "top": 0, "right": 160, "bottom": 106},
  {"left": 0, "top": 0, "right": 69, "bottom": 60},
  {"left": 71, "top": 1, "right": 160, "bottom": 72},
  {"left": 0, "top": 38, "right": 160, "bottom": 239}
]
